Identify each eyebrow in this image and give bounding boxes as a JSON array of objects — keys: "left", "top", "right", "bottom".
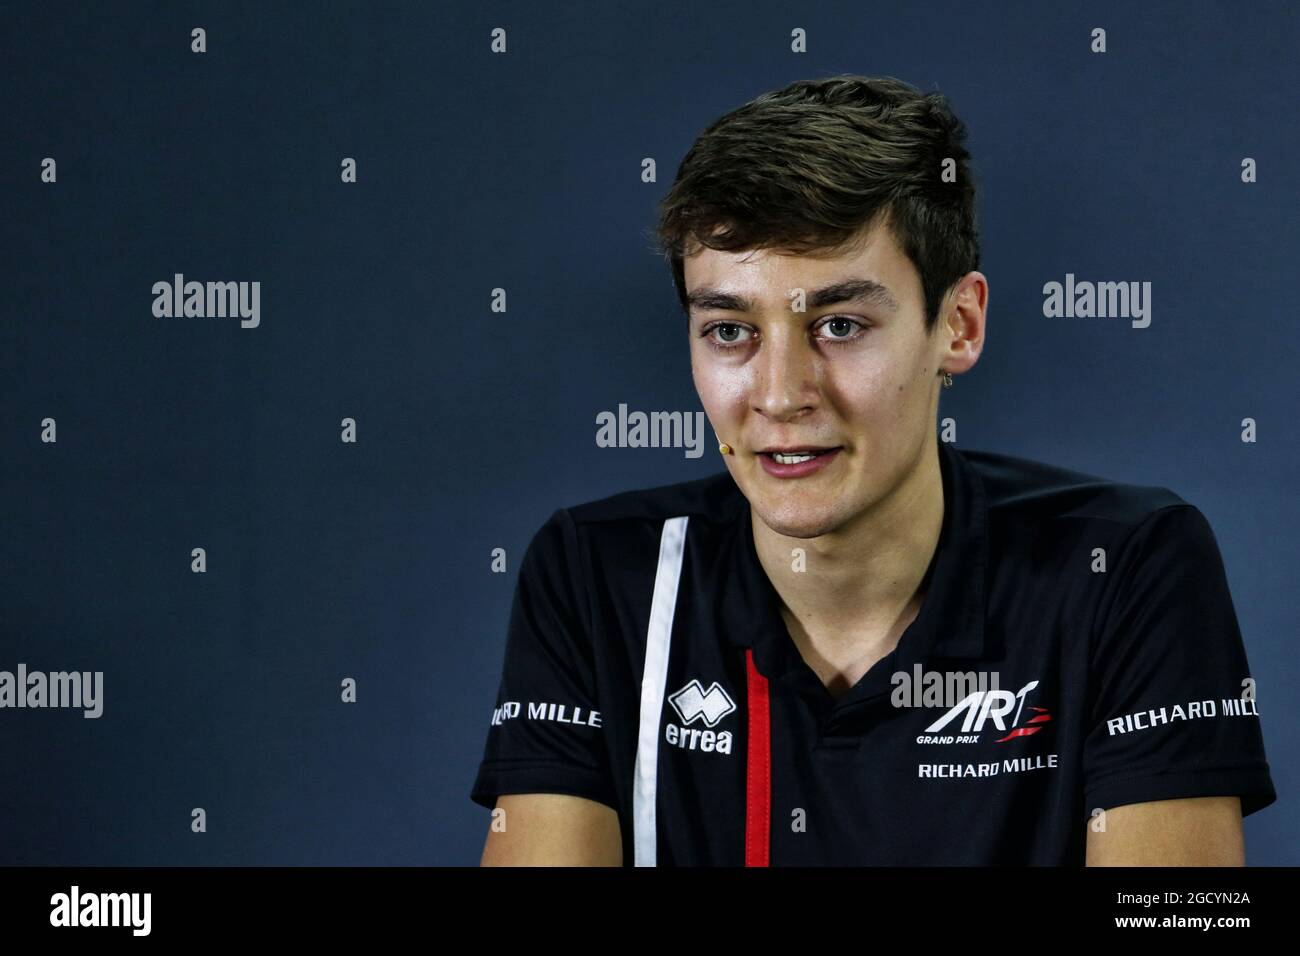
[{"left": 685, "top": 276, "right": 901, "bottom": 315}]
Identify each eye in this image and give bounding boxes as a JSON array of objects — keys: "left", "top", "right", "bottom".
[
  {"left": 700, "top": 321, "right": 755, "bottom": 350},
  {"left": 815, "top": 316, "right": 868, "bottom": 343}
]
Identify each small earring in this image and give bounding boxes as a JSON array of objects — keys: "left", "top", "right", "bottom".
[{"left": 941, "top": 371, "right": 953, "bottom": 388}]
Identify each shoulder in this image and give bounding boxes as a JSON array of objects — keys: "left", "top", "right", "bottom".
[
  {"left": 957, "top": 444, "right": 1192, "bottom": 531},
  {"left": 563, "top": 470, "right": 743, "bottom": 527},
  {"left": 953, "top": 447, "right": 1236, "bottom": 614},
  {"left": 525, "top": 470, "right": 742, "bottom": 573}
]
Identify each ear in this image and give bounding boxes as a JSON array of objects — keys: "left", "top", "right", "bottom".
[{"left": 938, "top": 272, "right": 987, "bottom": 377}]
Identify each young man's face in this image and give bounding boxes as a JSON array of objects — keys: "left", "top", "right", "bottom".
[{"left": 685, "top": 217, "right": 981, "bottom": 539}]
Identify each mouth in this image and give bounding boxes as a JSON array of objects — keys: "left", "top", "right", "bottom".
[
  {"left": 757, "top": 446, "right": 842, "bottom": 465},
  {"left": 756, "top": 446, "right": 843, "bottom": 478}
]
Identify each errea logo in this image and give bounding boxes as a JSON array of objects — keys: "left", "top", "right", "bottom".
[
  {"left": 665, "top": 679, "right": 735, "bottom": 755},
  {"left": 920, "top": 680, "right": 1052, "bottom": 743},
  {"left": 669, "top": 680, "right": 736, "bottom": 727}
]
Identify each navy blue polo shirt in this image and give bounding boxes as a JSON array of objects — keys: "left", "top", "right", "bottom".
[{"left": 470, "top": 440, "right": 1277, "bottom": 865}]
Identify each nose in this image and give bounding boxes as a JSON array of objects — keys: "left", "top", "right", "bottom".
[{"left": 753, "top": 325, "right": 819, "bottom": 422}]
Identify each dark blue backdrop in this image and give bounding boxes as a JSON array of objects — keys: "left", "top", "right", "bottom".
[{"left": 2, "top": 0, "right": 1296, "bottom": 864}]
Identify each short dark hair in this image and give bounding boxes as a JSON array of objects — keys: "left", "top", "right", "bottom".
[{"left": 653, "top": 74, "right": 980, "bottom": 334}]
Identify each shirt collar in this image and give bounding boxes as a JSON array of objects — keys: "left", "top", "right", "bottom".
[{"left": 717, "top": 440, "right": 990, "bottom": 679}]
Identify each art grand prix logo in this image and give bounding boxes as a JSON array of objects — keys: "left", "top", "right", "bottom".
[{"left": 922, "top": 679, "right": 1052, "bottom": 743}]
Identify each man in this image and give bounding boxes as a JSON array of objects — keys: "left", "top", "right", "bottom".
[{"left": 470, "top": 75, "right": 1276, "bottom": 865}]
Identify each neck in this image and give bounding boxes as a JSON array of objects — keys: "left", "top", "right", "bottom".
[{"left": 751, "top": 436, "right": 945, "bottom": 655}]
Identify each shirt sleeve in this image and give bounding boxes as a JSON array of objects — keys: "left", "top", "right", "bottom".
[
  {"left": 1083, "top": 504, "right": 1277, "bottom": 818},
  {"left": 469, "top": 507, "right": 617, "bottom": 812}
]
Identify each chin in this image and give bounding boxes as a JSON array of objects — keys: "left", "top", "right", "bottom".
[{"left": 752, "top": 497, "right": 847, "bottom": 539}]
